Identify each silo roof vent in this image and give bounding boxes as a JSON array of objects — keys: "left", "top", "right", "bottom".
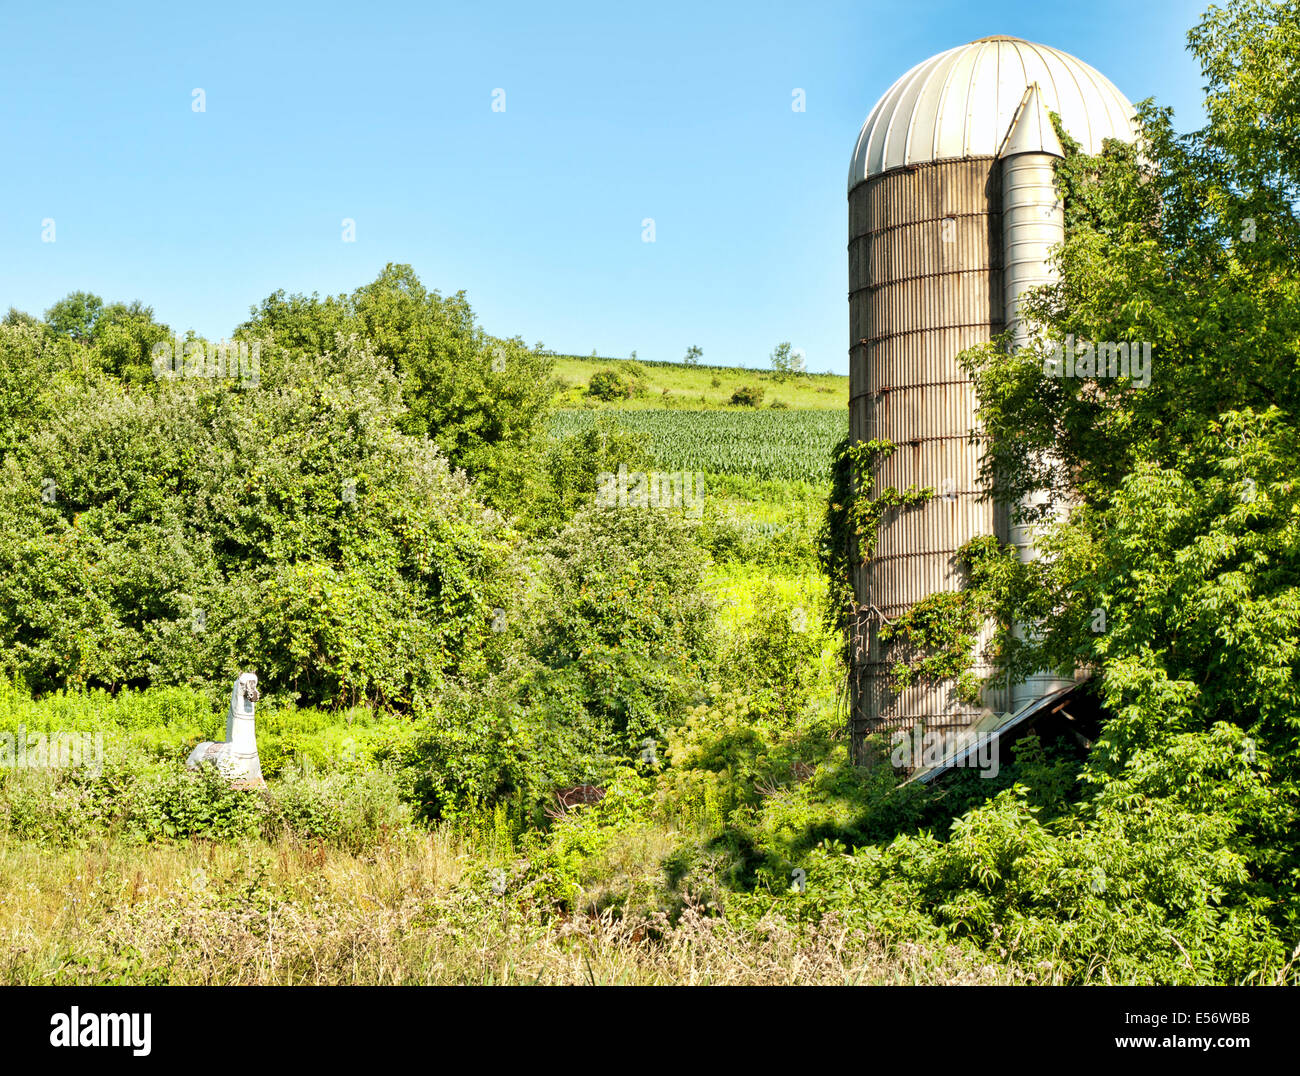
[
  {"left": 848, "top": 36, "right": 1136, "bottom": 190},
  {"left": 997, "top": 83, "right": 1066, "bottom": 159}
]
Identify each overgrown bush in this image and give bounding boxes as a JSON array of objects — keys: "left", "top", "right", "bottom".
[
  {"left": 529, "top": 504, "right": 716, "bottom": 748},
  {"left": 746, "top": 725, "right": 1288, "bottom": 984},
  {"left": 0, "top": 737, "right": 412, "bottom": 852},
  {"left": 586, "top": 368, "right": 629, "bottom": 401},
  {"left": 525, "top": 419, "right": 652, "bottom": 535},
  {"left": 0, "top": 336, "right": 516, "bottom": 707},
  {"left": 237, "top": 264, "right": 556, "bottom": 504},
  {"left": 265, "top": 767, "right": 411, "bottom": 852}
]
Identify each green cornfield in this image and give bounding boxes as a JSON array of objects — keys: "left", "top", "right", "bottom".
[{"left": 551, "top": 408, "right": 847, "bottom": 482}]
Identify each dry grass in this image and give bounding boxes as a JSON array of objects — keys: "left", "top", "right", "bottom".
[{"left": 0, "top": 831, "right": 1014, "bottom": 986}]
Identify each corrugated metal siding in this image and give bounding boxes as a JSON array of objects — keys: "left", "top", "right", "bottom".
[
  {"left": 847, "top": 157, "right": 1007, "bottom": 759},
  {"left": 1000, "top": 151, "right": 1078, "bottom": 712}
]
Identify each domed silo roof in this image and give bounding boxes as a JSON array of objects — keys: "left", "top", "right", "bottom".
[{"left": 848, "top": 36, "right": 1136, "bottom": 190}]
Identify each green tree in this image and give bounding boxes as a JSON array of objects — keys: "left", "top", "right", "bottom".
[
  {"left": 44, "top": 291, "right": 104, "bottom": 341},
  {"left": 238, "top": 264, "right": 556, "bottom": 506},
  {"left": 526, "top": 417, "right": 652, "bottom": 534},
  {"left": 0, "top": 336, "right": 516, "bottom": 707},
  {"left": 0, "top": 320, "right": 59, "bottom": 456},
  {"left": 39, "top": 292, "right": 171, "bottom": 382},
  {"left": 586, "top": 368, "right": 629, "bottom": 401},
  {"left": 950, "top": 0, "right": 1300, "bottom": 931},
  {"left": 92, "top": 301, "right": 173, "bottom": 381},
  {"left": 769, "top": 341, "right": 803, "bottom": 380},
  {"left": 528, "top": 503, "right": 716, "bottom": 748}
]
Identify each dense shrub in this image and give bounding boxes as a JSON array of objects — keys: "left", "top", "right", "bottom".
[
  {"left": 524, "top": 419, "right": 652, "bottom": 535},
  {"left": 237, "top": 264, "right": 556, "bottom": 504},
  {"left": 743, "top": 726, "right": 1287, "bottom": 985},
  {"left": 264, "top": 767, "right": 411, "bottom": 852},
  {"left": 528, "top": 504, "right": 716, "bottom": 746},
  {"left": 400, "top": 672, "right": 604, "bottom": 823},
  {"left": 723, "top": 588, "right": 826, "bottom": 718},
  {"left": 0, "top": 738, "right": 411, "bottom": 852},
  {"left": 0, "top": 336, "right": 516, "bottom": 707},
  {"left": 586, "top": 368, "right": 630, "bottom": 401},
  {"left": 698, "top": 509, "right": 820, "bottom": 569},
  {"left": 402, "top": 504, "right": 719, "bottom": 822}
]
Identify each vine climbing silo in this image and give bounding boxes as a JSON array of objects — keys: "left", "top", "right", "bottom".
[{"left": 846, "top": 36, "right": 1136, "bottom": 763}]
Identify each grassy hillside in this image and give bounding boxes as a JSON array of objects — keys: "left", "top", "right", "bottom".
[{"left": 550, "top": 354, "right": 847, "bottom": 411}]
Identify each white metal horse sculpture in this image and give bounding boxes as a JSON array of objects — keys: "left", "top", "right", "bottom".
[{"left": 186, "top": 672, "right": 264, "bottom": 787}]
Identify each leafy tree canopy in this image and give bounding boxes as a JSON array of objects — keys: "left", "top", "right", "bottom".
[
  {"left": 237, "top": 263, "right": 556, "bottom": 502},
  {"left": 954, "top": 0, "right": 1300, "bottom": 923}
]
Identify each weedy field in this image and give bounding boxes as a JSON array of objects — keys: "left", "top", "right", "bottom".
[
  {"left": 7, "top": 23, "right": 1300, "bottom": 983},
  {"left": 0, "top": 337, "right": 876, "bottom": 985},
  {"left": 0, "top": 832, "right": 1021, "bottom": 986},
  {"left": 1, "top": 324, "right": 1294, "bottom": 985}
]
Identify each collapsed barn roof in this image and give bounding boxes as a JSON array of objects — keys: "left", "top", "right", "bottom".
[{"left": 902, "top": 678, "right": 1101, "bottom": 786}]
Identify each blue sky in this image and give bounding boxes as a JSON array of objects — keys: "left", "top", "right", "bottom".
[{"left": 0, "top": 0, "right": 1209, "bottom": 374}]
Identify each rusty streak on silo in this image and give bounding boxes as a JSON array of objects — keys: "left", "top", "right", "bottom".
[{"left": 846, "top": 37, "right": 1136, "bottom": 763}]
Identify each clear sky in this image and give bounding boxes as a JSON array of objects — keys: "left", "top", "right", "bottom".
[{"left": 1, "top": 0, "right": 1209, "bottom": 374}]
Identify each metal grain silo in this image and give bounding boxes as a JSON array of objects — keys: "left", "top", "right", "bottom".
[{"left": 846, "top": 37, "right": 1136, "bottom": 762}]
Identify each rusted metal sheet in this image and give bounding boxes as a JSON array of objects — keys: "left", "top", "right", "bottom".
[
  {"left": 847, "top": 157, "right": 1003, "bottom": 760},
  {"left": 846, "top": 47, "right": 1138, "bottom": 762}
]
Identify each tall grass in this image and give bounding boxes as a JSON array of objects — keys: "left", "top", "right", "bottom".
[{"left": 0, "top": 831, "right": 1018, "bottom": 985}]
